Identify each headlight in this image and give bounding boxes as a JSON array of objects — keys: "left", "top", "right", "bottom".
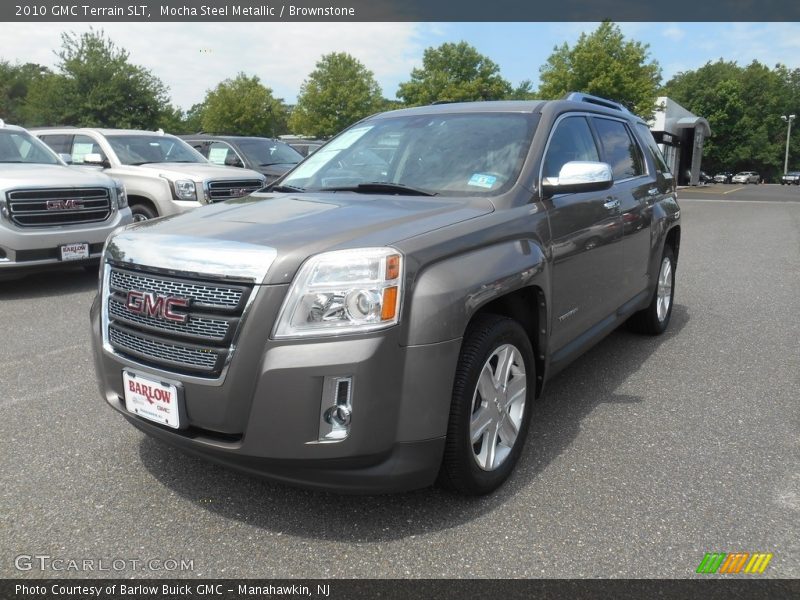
[
  {"left": 113, "top": 179, "right": 127, "bottom": 208},
  {"left": 273, "top": 247, "right": 403, "bottom": 339},
  {"left": 172, "top": 179, "right": 197, "bottom": 200}
]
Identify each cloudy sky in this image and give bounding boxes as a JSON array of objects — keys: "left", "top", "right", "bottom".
[{"left": 1, "top": 22, "right": 799, "bottom": 109}]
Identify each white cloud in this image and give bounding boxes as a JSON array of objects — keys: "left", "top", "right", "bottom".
[
  {"left": 661, "top": 25, "right": 685, "bottom": 42},
  {"left": 0, "top": 22, "right": 432, "bottom": 108}
]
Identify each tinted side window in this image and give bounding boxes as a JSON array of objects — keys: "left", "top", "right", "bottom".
[
  {"left": 593, "top": 118, "right": 644, "bottom": 180},
  {"left": 635, "top": 123, "right": 670, "bottom": 174},
  {"left": 542, "top": 116, "right": 600, "bottom": 179},
  {"left": 71, "top": 134, "right": 106, "bottom": 164},
  {"left": 39, "top": 134, "right": 72, "bottom": 154}
]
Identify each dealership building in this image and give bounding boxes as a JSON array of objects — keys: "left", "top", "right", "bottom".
[{"left": 649, "top": 97, "right": 712, "bottom": 186}]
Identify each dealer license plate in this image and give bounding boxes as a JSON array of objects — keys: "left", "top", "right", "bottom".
[
  {"left": 60, "top": 242, "right": 89, "bottom": 261},
  {"left": 122, "top": 371, "right": 180, "bottom": 429}
]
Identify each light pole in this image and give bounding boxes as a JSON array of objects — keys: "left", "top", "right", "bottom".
[{"left": 781, "top": 114, "right": 796, "bottom": 175}]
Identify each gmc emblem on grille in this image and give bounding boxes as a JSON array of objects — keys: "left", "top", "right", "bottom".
[
  {"left": 126, "top": 291, "right": 189, "bottom": 323},
  {"left": 46, "top": 199, "right": 83, "bottom": 210},
  {"left": 229, "top": 188, "right": 250, "bottom": 197}
]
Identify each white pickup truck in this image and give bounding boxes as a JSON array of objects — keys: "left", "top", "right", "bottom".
[
  {"left": 0, "top": 120, "right": 131, "bottom": 280},
  {"left": 34, "top": 128, "right": 266, "bottom": 221}
]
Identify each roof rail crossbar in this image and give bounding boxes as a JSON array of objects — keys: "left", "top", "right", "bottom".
[{"left": 563, "top": 92, "right": 631, "bottom": 114}]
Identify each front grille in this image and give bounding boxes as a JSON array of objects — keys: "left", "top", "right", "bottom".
[
  {"left": 7, "top": 188, "right": 112, "bottom": 227},
  {"left": 105, "top": 265, "right": 254, "bottom": 377},
  {"left": 206, "top": 179, "right": 263, "bottom": 202}
]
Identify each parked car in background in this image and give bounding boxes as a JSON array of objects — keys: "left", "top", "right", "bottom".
[
  {"left": 0, "top": 120, "right": 131, "bottom": 280},
  {"left": 279, "top": 136, "right": 325, "bottom": 157},
  {"left": 91, "top": 93, "right": 681, "bottom": 495},
  {"left": 780, "top": 171, "right": 799, "bottom": 185},
  {"left": 732, "top": 171, "right": 760, "bottom": 184},
  {"left": 181, "top": 135, "right": 302, "bottom": 185},
  {"left": 714, "top": 172, "right": 734, "bottom": 183},
  {"left": 34, "top": 128, "right": 266, "bottom": 221},
  {"left": 684, "top": 169, "right": 714, "bottom": 184}
]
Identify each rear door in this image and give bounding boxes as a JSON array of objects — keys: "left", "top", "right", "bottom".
[{"left": 590, "top": 116, "right": 653, "bottom": 307}]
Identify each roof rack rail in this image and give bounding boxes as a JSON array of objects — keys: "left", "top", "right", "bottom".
[{"left": 563, "top": 92, "right": 631, "bottom": 114}]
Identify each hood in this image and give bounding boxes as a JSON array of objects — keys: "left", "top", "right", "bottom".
[
  {"left": 110, "top": 192, "right": 494, "bottom": 284},
  {"left": 126, "top": 162, "right": 264, "bottom": 182},
  {"left": 0, "top": 163, "right": 114, "bottom": 189}
]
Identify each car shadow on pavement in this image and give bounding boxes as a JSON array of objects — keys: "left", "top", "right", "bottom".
[
  {"left": 138, "top": 304, "right": 690, "bottom": 542},
  {"left": 0, "top": 266, "right": 98, "bottom": 300}
]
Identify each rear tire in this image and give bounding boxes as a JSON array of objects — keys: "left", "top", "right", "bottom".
[
  {"left": 628, "top": 245, "right": 676, "bottom": 335},
  {"left": 438, "top": 314, "right": 535, "bottom": 496}
]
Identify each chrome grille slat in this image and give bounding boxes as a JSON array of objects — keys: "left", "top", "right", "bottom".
[
  {"left": 109, "top": 269, "right": 243, "bottom": 310},
  {"left": 108, "top": 298, "right": 230, "bottom": 341},
  {"left": 109, "top": 326, "right": 219, "bottom": 372},
  {"left": 7, "top": 187, "right": 112, "bottom": 227},
  {"left": 105, "top": 266, "right": 254, "bottom": 378}
]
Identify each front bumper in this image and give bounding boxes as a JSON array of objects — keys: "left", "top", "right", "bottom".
[
  {"left": 91, "top": 292, "right": 461, "bottom": 493},
  {"left": 0, "top": 208, "right": 131, "bottom": 271}
]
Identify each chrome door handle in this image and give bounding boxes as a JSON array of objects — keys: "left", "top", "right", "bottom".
[
  {"left": 604, "top": 198, "right": 620, "bottom": 210},
  {"left": 647, "top": 188, "right": 660, "bottom": 196}
]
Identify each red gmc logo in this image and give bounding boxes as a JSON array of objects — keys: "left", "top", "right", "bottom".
[
  {"left": 126, "top": 291, "right": 189, "bottom": 323},
  {"left": 46, "top": 199, "right": 83, "bottom": 210}
]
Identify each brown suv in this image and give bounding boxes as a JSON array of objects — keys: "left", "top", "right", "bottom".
[{"left": 91, "top": 93, "right": 680, "bottom": 495}]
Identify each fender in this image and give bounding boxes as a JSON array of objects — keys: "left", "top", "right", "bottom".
[{"left": 403, "top": 238, "right": 550, "bottom": 347}]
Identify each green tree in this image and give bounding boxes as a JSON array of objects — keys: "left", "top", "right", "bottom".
[
  {"left": 662, "top": 60, "right": 800, "bottom": 179},
  {"left": 290, "top": 52, "right": 383, "bottom": 138},
  {"left": 538, "top": 21, "right": 661, "bottom": 117},
  {"left": 201, "top": 73, "right": 288, "bottom": 137},
  {"left": 0, "top": 61, "right": 51, "bottom": 124},
  {"left": 23, "top": 29, "right": 170, "bottom": 128},
  {"left": 397, "top": 42, "right": 511, "bottom": 106}
]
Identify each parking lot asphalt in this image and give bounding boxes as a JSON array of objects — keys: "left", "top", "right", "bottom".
[{"left": 1, "top": 185, "right": 798, "bottom": 579}]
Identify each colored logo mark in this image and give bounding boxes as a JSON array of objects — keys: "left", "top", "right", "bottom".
[{"left": 696, "top": 552, "right": 773, "bottom": 574}]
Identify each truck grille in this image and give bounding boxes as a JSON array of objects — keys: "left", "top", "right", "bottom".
[
  {"left": 6, "top": 188, "right": 112, "bottom": 227},
  {"left": 105, "top": 265, "right": 254, "bottom": 377},
  {"left": 206, "top": 179, "right": 263, "bottom": 202}
]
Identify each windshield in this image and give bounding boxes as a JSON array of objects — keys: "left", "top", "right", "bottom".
[
  {"left": 106, "top": 134, "right": 206, "bottom": 165},
  {"left": 281, "top": 112, "right": 536, "bottom": 196},
  {"left": 237, "top": 138, "right": 302, "bottom": 166},
  {"left": 0, "top": 130, "right": 60, "bottom": 165}
]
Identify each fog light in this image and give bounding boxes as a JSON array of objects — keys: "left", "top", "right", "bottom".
[{"left": 317, "top": 376, "right": 353, "bottom": 442}]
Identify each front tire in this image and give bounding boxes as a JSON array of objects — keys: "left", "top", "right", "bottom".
[
  {"left": 439, "top": 314, "right": 535, "bottom": 495},
  {"left": 130, "top": 203, "right": 157, "bottom": 222},
  {"left": 628, "top": 245, "right": 676, "bottom": 335}
]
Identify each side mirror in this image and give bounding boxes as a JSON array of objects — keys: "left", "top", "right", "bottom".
[
  {"left": 58, "top": 153, "right": 73, "bottom": 165},
  {"left": 224, "top": 155, "right": 244, "bottom": 168},
  {"left": 83, "top": 153, "right": 109, "bottom": 168},
  {"left": 542, "top": 161, "right": 613, "bottom": 197}
]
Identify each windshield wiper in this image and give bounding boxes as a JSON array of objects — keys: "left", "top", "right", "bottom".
[
  {"left": 266, "top": 183, "right": 306, "bottom": 193},
  {"left": 318, "top": 182, "right": 437, "bottom": 196},
  {"left": 260, "top": 161, "right": 297, "bottom": 167},
  {"left": 0, "top": 160, "right": 24, "bottom": 163}
]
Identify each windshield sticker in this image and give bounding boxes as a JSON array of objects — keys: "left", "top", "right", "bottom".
[
  {"left": 468, "top": 174, "right": 497, "bottom": 189},
  {"left": 326, "top": 126, "right": 373, "bottom": 151},
  {"left": 208, "top": 147, "right": 228, "bottom": 165}
]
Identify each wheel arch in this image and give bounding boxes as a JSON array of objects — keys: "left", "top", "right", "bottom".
[{"left": 127, "top": 194, "right": 159, "bottom": 217}]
